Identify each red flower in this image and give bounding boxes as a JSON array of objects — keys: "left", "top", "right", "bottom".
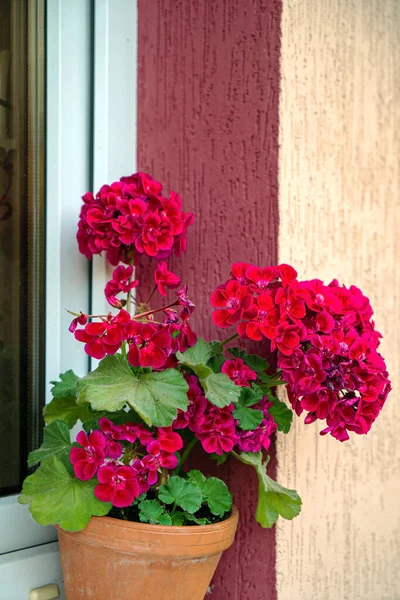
[
  {"left": 176, "top": 321, "right": 198, "bottom": 352},
  {"left": 245, "top": 265, "right": 279, "bottom": 292},
  {"left": 154, "top": 261, "right": 181, "bottom": 296},
  {"left": 211, "top": 280, "right": 253, "bottom": 328},
  {"left": 236, "top": 293, "right": 279, "bottom": 341},
  {"left": 176, "top": 285, "right": 196, "bottom": 321},
  {"left": 173, "top": 374, "right": 208, "bottom": 430},
  {"left": 272, "top": 323, "right": 303, "bottom": 356},
  {"left": 161, "top": 195, "right": 184, "bottom": 236},
  {"left": 118, "top": 422, "right": 154, "bottom": 446},
  {"left": 77, "top": 185, "right": 121, "bottom": 259},
  {"left": 230, "top": 262, "right": 252, "bottom": 285},
  {"left": 70, "top": 430, "right": 106, "bottom": 481},
  {"left": 98, "top": 417, "right": 123, "bottom": 459},
  {"left": 120, "top": 171, "right": 163, "bottom": 197},
  {"left": 275, "top": 285, "right": 307, "bottom": 320},
  {"left": 300, "top": 389, "right": 337, "bottom": 421},
  {"left": 74, "top": 309, "right": 131, "bottom": 359},
  {"left": 112, "top": 265, "right": 138, "bottom": 293},
  {"left": 104, "top": 265, "right": 138, "bottom": 307},
  {"left": 195, "top": 405, "right": 238, "bottom": 455},
  {"left": 173, "top": 211, "right": 194, "bottom": 256},
  {"left": 95, "top": 465, "right": 141, "bottom": 507},
  {"left": 127, "top": 322, "right": 172, "bottom": 369},
  {"left": 68, "top": 312, "right": 88, "bottom": 333},
  {"left": 277, "top": 264, "right": 298, "bottom": 287},
  {"left": 111, "top": 198, "right": 147, "bottom": 246},
  {"left": 221, "top": 358, "right": 257, "bottom": 387},
  {"left": 135, "top": 212, "right": 174, "bottom": 257},
  {"left": 141, "top": 441, "right": 179, "bottom": 485},
  {"left": 156, "top": 427, "right": 183, "bottom": 453},
  {"left": 302, "top": 279, "right": 342, "bottom": 313}
]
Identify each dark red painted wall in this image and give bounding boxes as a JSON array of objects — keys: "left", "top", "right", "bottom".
[{"left": 137, "top": 1, "right": 281, "bottom": 598}]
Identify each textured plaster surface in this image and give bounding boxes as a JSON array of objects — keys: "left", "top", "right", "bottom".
[
  {"left": 277, "top": 1, "right": 400, "bottom": 599},
  {"left": 137, "top": 1, "right": 282, "bottom": 598}
]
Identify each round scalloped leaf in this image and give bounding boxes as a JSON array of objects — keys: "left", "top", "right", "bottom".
[
  {"left": 19, "top": 456, "right": 111, "bottom": 531},
  {"left": 77, "top": 354, "right": 189, "bottom": 427}
]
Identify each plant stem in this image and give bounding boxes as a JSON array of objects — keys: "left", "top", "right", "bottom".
[
  {"left": 159, "top": 467, "right": 169, "bottom": 486},
  {"left": 145, "top": 285, "right": 158, "bottom": 305},
  {"left": 133, "top": 300, "right": 179, "bottom": 321},
  {"left": 66, "top": 309, "right": 108, "bottom": 318},
  {"left": 176, "top": 437, "right": 198, "bottom": 473},
  {"left": 221, "top": 332, "right": 239, "bottom": 346},
  {"left": 126, "top": 252, "right": 135, "bottom": 316}
]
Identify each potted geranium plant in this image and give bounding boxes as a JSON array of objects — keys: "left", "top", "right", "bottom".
[{"left": 19, "top": 172, "right": 391, "bottom": 600}]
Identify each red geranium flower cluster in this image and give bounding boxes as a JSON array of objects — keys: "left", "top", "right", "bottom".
[
  {"left": 72, "top": 286, "right": 197, "bottom": 369},
  {"left": 77, "top": 172, "right": 194, "bottom": 265},
  {"left": 173, "top": 373, "right": 278, "bottom": 455},
  {"left": 70, "top": 418, "right": 183, "bottom": 508},
  {"left": 173, "top": 374, "right": 238, "bottom": 455},
  {"left": 74, "top": 309, "right": 132, "bottom": 360},
  {"left": 211, "top": 263, "right": 391, "bottom": 442}
]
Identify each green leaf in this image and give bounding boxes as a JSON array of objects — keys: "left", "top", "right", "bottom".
[
  {"left": 228, "top": 347, "right": 245, "bottom": 359},
  {"left": 138, "top": 499, "right": 163, "bottom": 521},
  {"left": 229, "top": 348, "right": 269, "bottom": 372},
  {"left": 210, "top": 452, "right": 229, "bottom": 465},
  {"left": 239, "top": 386, "right": 262, "bottom": 407},
  {"left": 138, "top": 499, "right": 168, "bottom": 524},
  {"left": 77, "top": 354, "right": 189, "bottom": 427},
  {"left": 183, "top": 512, "right": 210, "bottom": 525},
  {"left": 50, "top": 370, "right": 80, "bottom": 399},
  {"left": 28, "top": 420, "right": 72, "bottom": 468},
  {"left": 176, "top": 338, "right": 213, "bottom": 367},
  {"left": 171, "top": 511, "right": 186, "bottom": 526},
  {"left": 186, "top": 472, "right": 232, "bottom": 516},
  {"left": 158, "top": 514, "right": 173, "bottom": 525},
  {"left": 203, "top": 477, "right": 232, "bottom": 517},
  {"left": 191, "top": 364, "right": 213, "bottom": 380},
  {"left": 43, "top": 396, "right": 93, "bottom": 429},
  {"left": 233, "top": 404, "right": 264, "bottom": 430},
  {"left": 209, "top": 341, "right": 223, "bottom": 357},
  {"left": 268, "top": 397, "right": 293, "bottom": 433},
  {"left": 176, "top": 339, "right": 240, "bottom": 408},
  {"left": 259, "top": 377, "right": 286, "bottom": 388},
  {"left": 201, "top": 371, "right": 241, "bottom": 408},
  {"left": 158, "top": 476, "right": 202, "bottom": 514},
  {"left": 207, "top": 354, "right": 225, "bottom": 373},
  {"left": 233, "top": 451, "right": 301, "bottom": 527},
  {"left": 186, "top": 470, "right": 207, "bottom": 492},
  {"left": 19, "top": 456, "right": 111, "bottom": 531},
  {"left": 243, "top": 354, "right": 269, "bottom": 374}
]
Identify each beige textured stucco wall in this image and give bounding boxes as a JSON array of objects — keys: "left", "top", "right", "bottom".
[{"left": 277, "top": 1, "right": 400, "bottom": 599}]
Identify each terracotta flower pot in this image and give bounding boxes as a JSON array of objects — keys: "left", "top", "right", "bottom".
[{"left": 57, "top": 507, "right": 238, "bottom": 600}]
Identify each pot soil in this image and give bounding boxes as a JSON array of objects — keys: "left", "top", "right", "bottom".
[{"left": 57, "top": 507, "right": 238, "bottom": 600}]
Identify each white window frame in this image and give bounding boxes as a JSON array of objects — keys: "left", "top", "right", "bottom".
[
  {"left": 91, "top": 0, "right": 138, "bottom": 319},
  {"left": 0, "top": 1, "right": 137, "bottom": 596}
]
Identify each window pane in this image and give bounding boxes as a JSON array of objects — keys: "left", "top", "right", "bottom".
[{"left": 0, "top": 0, "right": 45, "bottom": 494}]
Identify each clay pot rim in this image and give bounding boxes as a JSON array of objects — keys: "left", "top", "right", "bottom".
[
  {"left": 56, "top": 505, "right": 238, "bottom": 536},
  {"left": 93, "top": 505, "right": 237, "bottom": 533}
]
